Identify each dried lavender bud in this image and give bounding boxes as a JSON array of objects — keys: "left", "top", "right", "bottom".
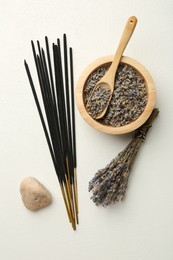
[
  {"left": 86, "top": 85, "right": 111, "bottom": 119},
  {"left": 84, "top": 64, "right": 147, "bottom": 126},
  {"left": 88, "top": 148, "right": 132, "bottom": 206},
  {"left": 84, "top": 66, "right": 109, "bottom": 104},
  {"left": 89, "top": 108, "right": 159, "bottom": 206}
]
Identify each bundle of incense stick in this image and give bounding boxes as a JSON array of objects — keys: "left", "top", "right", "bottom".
[{"left": 24, "top": 35, "right": 78, "bottom": 230}]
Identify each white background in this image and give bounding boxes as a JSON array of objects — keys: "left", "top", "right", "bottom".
[{"left": 0, "top": 0, "right": 173, "bottom": 259}]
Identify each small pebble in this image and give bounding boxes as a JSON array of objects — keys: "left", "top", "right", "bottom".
[{"left": 20, "top": 177, "right": 52, "bottom": 211}]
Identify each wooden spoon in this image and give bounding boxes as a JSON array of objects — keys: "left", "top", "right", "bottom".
[{"left": 86, "top": 16, "right": 138, "bottom": 119}]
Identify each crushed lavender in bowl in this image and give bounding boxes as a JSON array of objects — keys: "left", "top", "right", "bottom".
[{"left": 84, "top": 64, "right": 147, "bottom": 127}]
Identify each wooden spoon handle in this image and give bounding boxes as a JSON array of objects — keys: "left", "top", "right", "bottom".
[
  {"left": 116, "top": 16, "right": 137, "bottom": 57},
  {"left": 107, "top": 16, "right": 138, "bottom": 76}
]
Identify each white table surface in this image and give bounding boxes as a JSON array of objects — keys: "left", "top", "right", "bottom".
[{"left": 0, "top": 0, "right": 173, "bottom": 259}]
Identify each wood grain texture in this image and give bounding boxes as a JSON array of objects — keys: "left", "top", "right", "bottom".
[{"left": 76, "top": 55, "right": 156, "bottom": 135}]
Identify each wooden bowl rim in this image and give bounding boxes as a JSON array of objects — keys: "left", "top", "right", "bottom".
[{"left": 76, "top": 55, "right": 156, "bottom": 135}]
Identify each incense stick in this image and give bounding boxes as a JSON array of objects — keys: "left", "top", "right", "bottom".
[
  {"left": 24, "top": 35, "right": 78, "bottom": 230},
  {"left": 69, "top": 47, "right": 78, "bottom": 223}
]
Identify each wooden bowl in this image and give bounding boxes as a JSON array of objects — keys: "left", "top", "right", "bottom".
[{"left": 76, "top": 55, "right": 156, "bottom": 135}]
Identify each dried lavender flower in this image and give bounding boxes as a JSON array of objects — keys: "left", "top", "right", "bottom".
[
  {"left": 84, "top": 64, "right": 147, "bottom": 126},
  {"left": 84, "top": 66, "right": 109, "bottom": 104},
  {"left": 89, "top": 108, "right": 159, "bottom": 206},
  {"left": 86, "top": 85, "right": 111, "bottom": 118}
]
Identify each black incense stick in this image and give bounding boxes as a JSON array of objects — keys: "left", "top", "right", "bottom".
[
  {"left": 24, "top": 36, "right": 78, "bottom": 230},
  {"left": 69, "top": 47, "right": 78, "bottom": 222},
  {"left": 24, "top": 61, "right": 57, "bottom": 175}
]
